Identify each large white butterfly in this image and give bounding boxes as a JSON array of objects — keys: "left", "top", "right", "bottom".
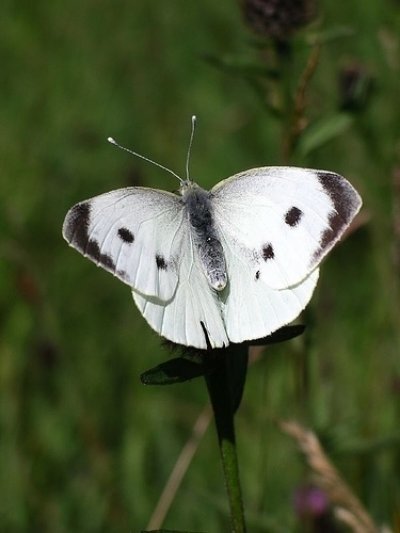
[{"left": 63, "top": 117, "right": 362, "bottom": 349}]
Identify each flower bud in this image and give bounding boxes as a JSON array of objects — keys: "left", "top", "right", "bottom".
[{"left": 242, "top": 0, "right": 317, "bottom": 40}]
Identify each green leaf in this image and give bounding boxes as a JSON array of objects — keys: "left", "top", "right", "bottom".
[
  {"left": 297, "top": 113, "right": 353, "bottom": 156},
  {"left": 140, "top": 355, "right": 207, "bottom": 385},
  {"left": 203, "top": 53, "right": 278, "bottom": 79},
  {"left": 242, "top": 325, "right": 305, "bottom": 346},
  {"left": 140, "top": 326, "right": 304, "bottom": 387},
  {"left": 307, "top": 25, "right": 355, "bottom": 46}
]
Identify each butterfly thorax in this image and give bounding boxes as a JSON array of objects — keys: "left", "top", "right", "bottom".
[{"left": 182, "top": 183, "right": 227, "bottom": 292}]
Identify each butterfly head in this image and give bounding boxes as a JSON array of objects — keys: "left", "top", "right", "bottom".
[{"left": 178, "top": 178, "right": 199, "bottom": 197}]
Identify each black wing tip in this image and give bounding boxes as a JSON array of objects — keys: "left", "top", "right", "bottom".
[
  {"left": 317, "top": 171, "right": 362, "bottom": 216},
  {"left": 62, "top": 201, "right": 117, "bottom": 272},
  {"left": 62, "top": 201, "right": 91, "bottom": 250},
  {"left": 312, "top": 172, "right": 362, "bottom": 262}
]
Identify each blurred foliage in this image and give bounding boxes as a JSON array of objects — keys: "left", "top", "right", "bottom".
[{"left": 0, "top": 0, "right": 399, "bottom": 532}]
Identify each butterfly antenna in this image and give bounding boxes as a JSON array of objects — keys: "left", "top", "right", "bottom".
[
  {"left": 185, "top": 115, "right": 196, "bottom": 182},
  {"left": 107, "top": 137, "right": 184, "bottom": 184}
]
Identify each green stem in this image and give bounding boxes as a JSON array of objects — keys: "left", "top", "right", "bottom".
[
  {"left": 276, "top": 40, "right": 295, "bottom": 165},
  {"left": 205, "top": 353, "right": 246, "bottom": 533}
]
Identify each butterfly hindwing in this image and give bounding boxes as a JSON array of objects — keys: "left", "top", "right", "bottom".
[
  {"left": 63, "top": 187, "right": 184, "bottom": 301},
  {"left": 219, "top": 230, "right": 320, "bottom": 343},
  {"left": 132, "top": 228, "right": 229, "bottom": 349},
  {"left": 211, "top": 167, "right": 362, "bottom": 290}
]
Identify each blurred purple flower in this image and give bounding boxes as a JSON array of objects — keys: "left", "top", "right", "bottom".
[
  {"left": 294, "top": 485, "right": 329, "bottom": 517},
  {"left": 391, "top": 375, "right": 400, "bottom": 394}
]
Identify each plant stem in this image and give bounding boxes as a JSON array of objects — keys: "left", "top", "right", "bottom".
[{"left": 205, "top": 352, "right": 247, "bottom": 533}]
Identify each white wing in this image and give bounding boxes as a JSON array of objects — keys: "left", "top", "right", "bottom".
[
  {"left": 63, "top": 167, "right": 361, "bottom": 349},
  {"left": 219, "top": 231, "right": 320, "bottom": 343},
  {"left": 63, "top": 188, "right": 184, "bottom": 301},
  {"left": 132, "top": 227, "right": 229, "bottom": 350},
  {"left": 211, "top": 167, "right": 362, "bottom": 290},
  {"left": 63, "top": 187, "right": 228, "bottom": 349}
]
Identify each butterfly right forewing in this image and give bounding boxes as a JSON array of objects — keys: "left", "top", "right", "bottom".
[
  {"left": 211, "top": 167, "right": 362, "bottom": 290},
  {"left": 210, "top": 166, "right": 361, "bottom": 343}
]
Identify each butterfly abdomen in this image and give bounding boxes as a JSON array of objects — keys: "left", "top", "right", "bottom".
[{"left": 184, "top": 186, "right": 227, "bottom": 291}]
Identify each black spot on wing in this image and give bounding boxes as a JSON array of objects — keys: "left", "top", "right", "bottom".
[
  {"left": 262, "top": 244, "right": 274, "bottom": 261},
  {"left": 116, "top": 269, "right": 128, "bottom": 281},
  {"left": 64, "top": 202, "right": 116, "bottom": 271},
  {"left": 313, "top": 172, "right": 360, "bottom": 261},
  {"left": 285, "top": 206, "right": 303, "bottom": 227},
  {"left": 118, "top": 227, "right": 134, "bottom": 243},
  {"left": 255, "top": 270, "right": 260, "bottom": 280},
  {"left": 156, "top": 254, "right": 167, "bottom": 270}
]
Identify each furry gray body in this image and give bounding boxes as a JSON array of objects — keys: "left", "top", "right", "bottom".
[{"left": 182, "top": 185, "right": 227, "bottom": 291}]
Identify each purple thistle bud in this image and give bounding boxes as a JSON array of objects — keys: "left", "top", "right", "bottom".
[
  {"left": 339, "top": 62, "right": 374, "bottom": 111},
  {"left": 241, "top": 0, "right": 317, "bottom": 40}
]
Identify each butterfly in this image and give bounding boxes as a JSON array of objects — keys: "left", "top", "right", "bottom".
[{"left": 63, "top": 117, "right": 362, "bottom": 349}]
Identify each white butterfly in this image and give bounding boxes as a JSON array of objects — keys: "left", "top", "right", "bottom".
[{"left": 63, "top": 117, "right": 362, "bottom": 349}]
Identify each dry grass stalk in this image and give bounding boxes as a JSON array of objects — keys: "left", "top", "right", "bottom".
[
  {"left": 392, "top": 167, "right": 400, "bottom": 276},
  {"left": 280, "top": 419, "right": 389, "bottom": 533},
  {"left": 283, "top": 43, "right": 321, "bottom": 163},
  {"left": 146, "top": 405, "right": 212, "bottom": 530}
]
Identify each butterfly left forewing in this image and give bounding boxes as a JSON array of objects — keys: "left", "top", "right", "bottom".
[
  {"left": 63, "top": 187, "right": 184, "bottom": 301},
  {"left": 211, "top": 167, "right": 362, "bottom": 290}
]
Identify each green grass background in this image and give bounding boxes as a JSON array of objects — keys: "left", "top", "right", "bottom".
[{"left": 1, "top": 1, "right": 399, "bottom": 531}]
